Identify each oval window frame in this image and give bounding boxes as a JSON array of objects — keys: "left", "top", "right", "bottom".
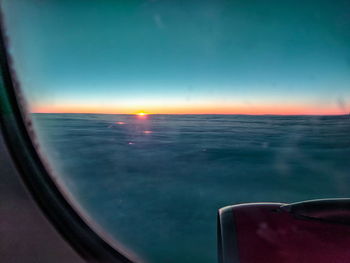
[{"left": 0, "top": 11, "right": 135, "bottom": 263}]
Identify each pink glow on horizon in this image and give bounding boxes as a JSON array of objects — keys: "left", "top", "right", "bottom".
[{"left": 30, "top": 103, "right": 347, "bottom": 116}]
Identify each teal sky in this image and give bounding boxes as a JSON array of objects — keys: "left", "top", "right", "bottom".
[{"left": 2, "top": 0, "right": 350, "bottom": 114}]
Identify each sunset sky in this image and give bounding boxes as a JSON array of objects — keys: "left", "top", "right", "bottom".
[{"left": 3, "top": 0, "right": 350, "bottom": 115}]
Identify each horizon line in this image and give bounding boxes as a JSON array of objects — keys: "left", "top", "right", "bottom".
[{"left": 30, "top": 112, "right": 349, "bottom": 116}]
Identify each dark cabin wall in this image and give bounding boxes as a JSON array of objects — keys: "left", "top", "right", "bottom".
[{"left": 0, "top": 127, "right": 84, "bottom": 263}]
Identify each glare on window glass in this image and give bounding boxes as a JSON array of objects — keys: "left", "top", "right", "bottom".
[{"left": 2, "top": 0, "right": 350, "bottom": 263}]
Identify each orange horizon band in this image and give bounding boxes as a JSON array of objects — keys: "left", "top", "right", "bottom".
[{"left": 30, "top": 104, "right": 346, "bottom": 116}]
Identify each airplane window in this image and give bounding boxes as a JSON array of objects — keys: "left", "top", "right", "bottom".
[{"left": 2, "top": 1, "right": 350, "bottom": 263}]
